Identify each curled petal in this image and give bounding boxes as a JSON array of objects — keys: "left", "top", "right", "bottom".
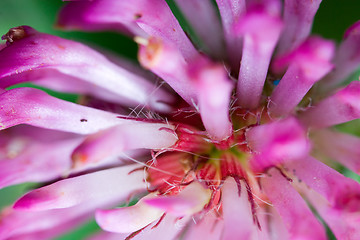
[
  {"left": 14, "top": 165, "right": 145, "bottom": 211},
  {"left": 95, "top": 194, "right": 164, "bottom": 233},
  {"left": 262, "top": 168, "right": 327, "bottom": 239},
  {"left": 143, "top": 181, "right": 211, "bottom": 217},
  {"left": 270, "top": 37, "right": 335, "bottom": 116},
  {"left": 246, "top": 117, "right": 310, "bottom": 171},
  {"left": 299, "top": 81, "right": 360, "bottom": 128},
  {"left": 71, "top": 123, "right": 177, "bottom": 168},
  {"left": 58, "top": 0, "right": 198, "bottom": 60},
  {"left": 312, "top": 129, "right": 360, "bottom": 173},
  {"left": 0, "top": 88, "right": 125, "bottom": 134},
  {"left": 277, "top": 0, "right": 322, "bottom": 54},
  {"left": 222, "top": 178, "right": 258, "bottom": 240},
  {"left": 236, "top": 2, "right": 283, "bottom": 108},
  {"left": 0, "top": 26, "right": 174, "bottom": 112}
]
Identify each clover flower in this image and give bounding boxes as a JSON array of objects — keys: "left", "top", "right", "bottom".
[{"left": 1, "top": 0, "right": 360, "bottom": 239}]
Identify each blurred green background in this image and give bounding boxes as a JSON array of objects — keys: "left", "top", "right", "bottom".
[{"left": 0, "top": 0, "right": 359, "bottom": 239}]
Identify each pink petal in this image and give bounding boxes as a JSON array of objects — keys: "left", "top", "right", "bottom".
[
  {"left": 184, "top": 212, "right": 224, "bottom": 240},
  {"left": 174, "top": 0, "right": 225, "bottom": 58},
  {"left": 321, "top": 20, "right": 360, "bottom": 90},
  {"left": 221, "top": 178, "right": 258, "bottom": 240},
  {"left": 312, "top": 129, "right": 360, "bottom": 173},
  {"left": 5, "top": 214, "right": 88, "bottom": 240},
  {"left": 1, "top": 189, "right": 121, "bottom": 240},
  {"left": 299, "top": 81, "right": 360, "bottom": 128},
  {"left": 261, "top": 168, "right": 327, "bottom": 239},
  {"left": 0, "top": 26, "right": 174, "bottom": 112},
  {"left": 138, "top": 37, "right": 197, "bottom": 105},
  {"left": 236, "top": 2, "right": 283, "bottom": 109},
  {"left": 131, "top": 214, "right": 189, "bottom": 240},
  {"left": 14, "top": 165, "right": 145, "bottom": 211},
  {"left": 264, "top": 207, "right": 290, "bottom": 240},
  {"left": 246, "top": 117, "right": 310, "bottom": 171},
  {"left": 189, "top": 58, "right": 233, "bottom": 141},
  {"left": 88, "top": 231, "right": 128, "bottom": 240},
  {"left": 270, "top": 37, "right": 335, "bottom": 116},
  {"left": 0, "top": 206, "right": 89, "bottom": 239},
  {"left": 58, "top": 1, "right": 145, "bottom": 36},
  {"left": 0, "top": 129, "right": 83, "bottom": 189},
  {"left": 143, "top": 181, "right": 211, "bottom": 217},
  {"left": 71, "top": 122, "right": 177, "bottom": 168},
  {"left": 285, "top": 156, "right": 360, "bottom": 213},
  {"left": 58, "top": 0, "right": 198, "bottom": 60},
  {"left": 277, "top": 0, "right": 322, "bottom": 54},
  {"left": 303, "top": 188, "right": 360, "bottom": 240},
  {"left": 215, "top": 0, "right": 246, "bottom": 71},
  {"left": 95, "top": 194, "right": 165, "bottom": 233},
  {"left": 0, "top": 88, "right": 129, "bottom": 134}
]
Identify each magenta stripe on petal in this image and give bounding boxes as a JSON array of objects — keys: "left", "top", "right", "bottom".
[
  {"left": 299, "top": 81, "right": 360, "bottom": 128},
  {"left": 0, "top": 26, "right": 174, "bottom": 112},
  {"left": 14, "top": 165, "right": 145, "bottom": 211},
  {"left": 0, "top": 88, "right": 126, "bottom": 134},
  {"left": 277, "top": 0, "right": 322, "bottom": 54},
  {"left": 262, "top": 168, "right": 327, "bottom": 239},
  {"left": 236, "top": 3, "right": 283, "bottom": 109},
  {"left": 270, "top": 37, "right": 335, "bottom": 116}
]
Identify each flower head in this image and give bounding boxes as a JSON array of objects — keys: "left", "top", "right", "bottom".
[{"left": 1, "top": 0, "right": 360, "bottom": 239}]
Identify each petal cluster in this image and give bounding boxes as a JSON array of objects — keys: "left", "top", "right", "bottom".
[{"left": 0, "top": 0, "right": 360, "bottom": 240}]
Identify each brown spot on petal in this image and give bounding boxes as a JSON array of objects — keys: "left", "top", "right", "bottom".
[
  {"left": 1, "top": 26, "right": 34, "bottom": 45},
  {"left": 134, "top": 13, "right": 142, "bottom": 20},
  {"left": 57, "top": 44, "right": 66, "bottom": 50}
]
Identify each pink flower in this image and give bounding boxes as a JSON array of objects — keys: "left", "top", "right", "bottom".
[{"left": 1, "top": 0, "right": 360, "bottom": 239}]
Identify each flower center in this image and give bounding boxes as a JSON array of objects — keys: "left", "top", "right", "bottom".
[{"left": 145, "top": 107, "right": 272, "bottom": 214}]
